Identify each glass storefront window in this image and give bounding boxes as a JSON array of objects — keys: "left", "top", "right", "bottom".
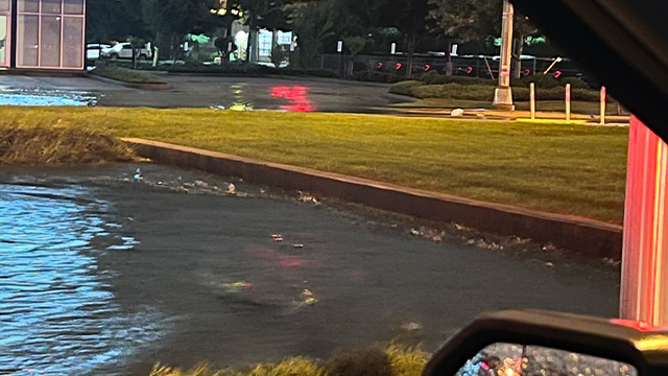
[
  {"left": 40, "top": 16, "right": 61, "bottom": 67},
  {"left": 63, "top": 17, "right": 82, "bottom": 68},
  {"left": 0, "top": 0, "right": 10, "bottom": 12},
  {"left": 0, "top": 16, "right": 7, "bottom": 66},
  {"left": 17, "top": 15, "right": 38, "bottom": 66},
  {"left": 19, "top": 0, "right": 38, "bottom": 13},
  {"left": 64, "top": 0, "right": 83, "bottom": 15},
  {"left": 42, "top": 0, "right": 62, "bottom": 14},
  {"left": 15, "top": 0, "right": 85, "bottom": 69}
]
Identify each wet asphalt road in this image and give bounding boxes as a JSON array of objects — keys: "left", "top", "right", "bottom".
[
  {"left": 0, "top": 164, "right": 619, "bottom": 376},
  {"left": 0, "top": 74, "right": 404, "bottom": 112}
]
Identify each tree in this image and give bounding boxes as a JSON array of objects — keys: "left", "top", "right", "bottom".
[
  {"left": 342, "top": 36, "right": 365, "bottom": 76},
  {"left": 239, "top": 0, "right": 288, "bottom": 62},
  {"left": 429, "top": 0, "right": 501, "bottom": 45},
  {"left": 87, "top": 0, "right": 148, "bottom": 42},
  {"left": 378, "top": 0, "right": 431, "bottom": 78},
  {"left": 141, "top": 0, "right": 216, "bottom": 60},
  {"left": 429, "top": 0, "right": 537, "bottom": 78},
  {"left": 129, "top": 36, "right": 146, "bottom": 69},
  {"left": 270, "top": 43, "right": 286, "bottom": 67},
  {"left": 290, "top": 2, "right": 335, "bottom": 68}
]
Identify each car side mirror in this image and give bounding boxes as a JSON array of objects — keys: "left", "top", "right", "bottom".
[{"left": 422, "top": 311, "right": 668, "bottom": 376}]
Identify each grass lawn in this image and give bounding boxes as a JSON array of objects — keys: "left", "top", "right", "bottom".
[
  {"left": 1, "top": 107, "right": 629, "bottom": 223},
  {"left": 393, "top": 98, "right": 628, "bottom": 115}
]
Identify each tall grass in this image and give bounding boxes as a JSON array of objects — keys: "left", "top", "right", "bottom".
[
  {"left": 0, "top": 124, "right": 136, "bottom": 164},
  {"left": 148, "top": 345, "right": 429, "bottom": 376}
]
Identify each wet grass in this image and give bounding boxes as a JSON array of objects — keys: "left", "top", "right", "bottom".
[
  {"left": 0, "top": 124, "right": 136, "bottom": 165},
  {"left": 149, "top": 345, "right": 428, "bottom": 376},
  {"left": 393, "top": 99, "right": 627, "bottom": 115},
  {"left": 0, "top": 107, "right": 628, "bottom": 223}
]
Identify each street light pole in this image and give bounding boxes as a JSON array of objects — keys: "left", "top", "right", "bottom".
[{"left": 493, "top": 0, "right": 515, "bottom": 111}]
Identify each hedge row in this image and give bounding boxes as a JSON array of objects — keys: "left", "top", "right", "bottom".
[
  {"left": 389, "top": 81, "right": 602, "bottom": 102},
  {"left": 417, "top": 71, "right": 592, "bottom": 89}
]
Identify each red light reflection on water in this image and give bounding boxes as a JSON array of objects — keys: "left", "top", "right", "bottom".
[
  {"left": 271, "top": 86, "right": 317, "bottom": 112},
  {"left": 245, "top": 244, "right": 306, "bottom": 268}
]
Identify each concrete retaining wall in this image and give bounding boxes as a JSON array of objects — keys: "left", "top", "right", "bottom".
[{"left": 124, "top": 138, "right": 623, "bottom": 258}]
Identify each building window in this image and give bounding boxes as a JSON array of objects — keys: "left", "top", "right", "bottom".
[
  {"left": 0, "top": 0, "right": 9, "bottom": 67},
  {"left": 16, "top": 0, "right": 85, "bottom": 69}
]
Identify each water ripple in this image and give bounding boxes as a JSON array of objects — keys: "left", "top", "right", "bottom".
[{"left": 0, "top": 182, "right": 162, "bottom": 376}]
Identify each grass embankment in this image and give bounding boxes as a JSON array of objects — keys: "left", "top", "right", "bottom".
[
  {"left": 1, "top": 107, "right": 628, "bottom": 223},
  {"left": 392, "top": 98, "right": 625, "bottom": 115},
  {"left": 0, "top": 125, "right": 136, "bottom": 164},
  {"left": 150, "top": 345, "right": 428, "bottom": 376},
  {"left": 92, "top": 65, "right": 166, "bottom": 84}
]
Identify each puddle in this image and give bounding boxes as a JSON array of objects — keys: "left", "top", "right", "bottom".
[{"left": 0, "top": 89, "right": 97, "bottom": 106}]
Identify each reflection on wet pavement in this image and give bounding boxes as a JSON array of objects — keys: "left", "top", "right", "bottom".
[
  {"left": 0, "top": 181, "right": 162, "bottom": 376},
  {"left": 271, "top": 86, "right": 317, "bottom": 112}
]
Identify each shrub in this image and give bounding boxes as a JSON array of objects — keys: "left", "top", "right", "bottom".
[
  {"left": 419, "top": 72, "right": 495, "bottom": 86},
  {"left": 388, "top": 80, "right": 423, "bottom": 96},
  {"left": 517, "top": 75, "right": 590, "bottom": 90},
  {"left": 0, "top": 125, "right": 136, "bottom": 165},
  {"left": 92, "top": 65, "right": 165, "bottom": 84},
  {"left": 353, "top": 71, "right": 406, "bottom": 84},
  {"left": 328, "top": 348, "right": 392, "bottom": 376},
  {"left": 561, "top": 77, "right": 591, "bottom": 89},
  {"left": 389, "top": 81, "right": 603, "bottom": 102},
  {"left": 386, "top": 344, "right": 429, "bottom": 376},
  {"left": 148, "top": 345, "right": 428, "bottom": 376}
]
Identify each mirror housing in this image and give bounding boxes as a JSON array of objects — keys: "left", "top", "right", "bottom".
[{"left": 423, "top": 311, "right": 668, "bottom": 376}]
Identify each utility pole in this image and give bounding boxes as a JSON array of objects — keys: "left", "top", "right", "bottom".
[{"left": 493, "top": 0, "right": 515, "bottom": 111}]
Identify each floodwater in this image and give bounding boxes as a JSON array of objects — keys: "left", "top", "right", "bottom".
[
  {"left": 0, "top": 164, "right": 620, "bottom": 376},
  {"left": 0, "top": 89, "right": 97, "bottom": 106}
]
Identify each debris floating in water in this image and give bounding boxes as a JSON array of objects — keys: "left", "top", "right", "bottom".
[
  {"left": 271, "top": 234, "right": 283, "bottom": 242},
  {"left": 133, "top": 168, "right": 143, "bottom": 181},
  {"left": 292, "top": 243, "right": 304, "bottom": 249},
  {"left": 298, "top": 191, "right": 319, "bottom": 205},
  {"left": 300, "top": 289, "right": 317, "bottom": 306},
  {"left": 401, "top": 322, "right": 423, "bottom": 331}
]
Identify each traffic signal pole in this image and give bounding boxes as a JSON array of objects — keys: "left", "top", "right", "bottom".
[
  {"left": 493, "top": 0, "right": 515, "bottom": 111},
  {"left": 621, "top": 117, "right": 668, "bottom": 326}
]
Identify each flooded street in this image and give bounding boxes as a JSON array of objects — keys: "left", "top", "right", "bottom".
[{"left": 0, "top": 164, "right": 620, "bottom": 376}]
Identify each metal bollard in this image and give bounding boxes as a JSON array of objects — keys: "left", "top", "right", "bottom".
[
  {"left": 565, "top": 83, "right": 571, "bottom": 123},
  {"left": 601, "top": 87, "right": 607, "bottom": 125},
  {"left": 530, "top": 83, "right": 536, "bottom": 120}
]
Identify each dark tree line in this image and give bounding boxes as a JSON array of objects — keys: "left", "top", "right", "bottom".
[{"left": 87, "top": 0, "right": 542, "bottom": 75}]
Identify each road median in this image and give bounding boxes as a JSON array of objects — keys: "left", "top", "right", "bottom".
[{"left": 124, "top": 137, "right": 623, "bottom": 258}]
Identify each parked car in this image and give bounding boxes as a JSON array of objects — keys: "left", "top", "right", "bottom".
[
  {"left": 86, "top": 44, "right": 111, "bottom": 60},
  {"left": 101, "top": 42, "right": 152, "bottom": 61}
]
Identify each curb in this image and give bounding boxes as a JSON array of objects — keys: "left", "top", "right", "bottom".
[
  {"left": 87, "top": 73, "right": 171, "bottom": 91},
  {"left": 123, "top": 138, "right": 623, "bottom": 258},
  {"left": 120, "top": 82, "right": 172, "bottom": 91}
]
